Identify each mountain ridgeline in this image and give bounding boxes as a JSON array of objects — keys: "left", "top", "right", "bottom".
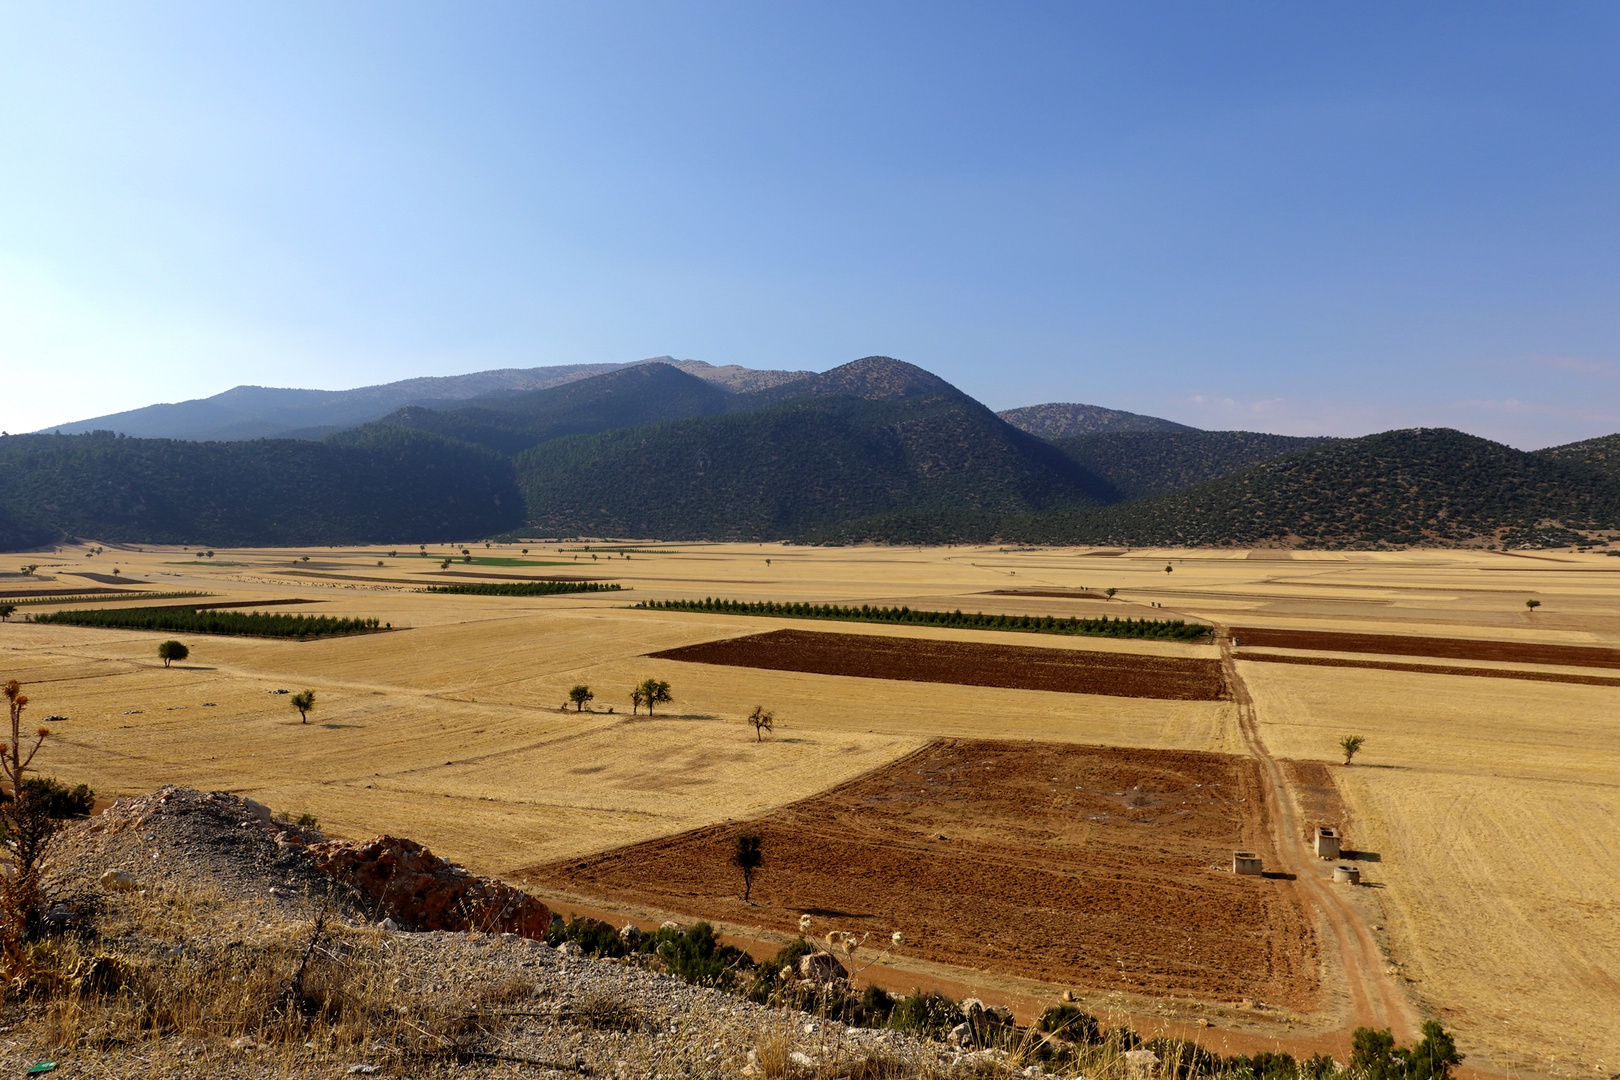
[{"left": 7, "top": 355, "right": 1620, "bottom": 550}]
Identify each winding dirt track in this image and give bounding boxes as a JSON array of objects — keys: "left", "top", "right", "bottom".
[{"left": 1218, "top": 627, "right": 1415, "bottom": 1039}]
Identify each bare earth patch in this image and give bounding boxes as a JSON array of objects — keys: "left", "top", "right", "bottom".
[{"left": 649, "top": 629, "right": 1230, "bottom": 701}]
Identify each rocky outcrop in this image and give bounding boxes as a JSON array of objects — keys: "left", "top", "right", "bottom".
[{"left": 306, "top": 835, "right": 551, "bottom": 938}]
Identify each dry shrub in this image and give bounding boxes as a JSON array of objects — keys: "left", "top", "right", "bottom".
[
  {"left": 571, "top": 985, "right": 642, "bottom": 1031},
  {"left": 755, "top": 1026, "right": 795, "bottom": 1079}
]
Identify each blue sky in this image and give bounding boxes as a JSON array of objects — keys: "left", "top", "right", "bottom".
[{"left": 4, "top": 3, "right": 1619, "bottom": 447}]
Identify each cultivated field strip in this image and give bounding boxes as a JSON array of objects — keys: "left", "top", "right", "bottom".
[
  {"left": 1230, "top": 626, "right": 1620, "bottom": 668},
  {"left": 649, "top": 629, "right": 1230, "bottom": 701},
  {"left": 1239, "top": 652, "right": 1620, "bottom": 688}
]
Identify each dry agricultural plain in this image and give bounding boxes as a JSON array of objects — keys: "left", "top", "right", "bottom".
[{"left": 2, "top": 540, "right": 1617, "bottom": 1078}]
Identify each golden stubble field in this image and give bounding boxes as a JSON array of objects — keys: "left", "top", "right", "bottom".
[{"left": 2, "top": 539, "right": 1618, "bottom": 1076}]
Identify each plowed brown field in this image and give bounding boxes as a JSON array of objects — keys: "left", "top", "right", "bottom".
[
  {"left": 1242, "top": 652, "right": 1620, "bottom": 688},
  {"left": 1230, "top": 626, "right": 1620, "bottom": 668},
  {"left": 521, "top": 739, "right": 1318, "bottom": 1009},
  {"left": 649, "top": 629, "right": 1230, "bottom": 701}
]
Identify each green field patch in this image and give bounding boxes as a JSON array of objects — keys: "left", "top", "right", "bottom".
[
  {"left": 639, "top": 598, "right": 1211, "bottom": 642},
  {"left": 31, "top": 607, "right": 386, "bottom": 639},
  {"left": 422, "top": 581, "right": 622, "bottom": 597}
]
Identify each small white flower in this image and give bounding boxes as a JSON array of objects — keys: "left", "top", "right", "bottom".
[
  {"left": 891, "top": 931, "right": 904, "bottom": 946},
  {"left": 798, "top": 914, "right": 812, "bottom": 933}
]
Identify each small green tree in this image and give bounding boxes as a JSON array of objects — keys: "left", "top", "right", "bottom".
[
  {"left": 157, "top": 640, "right": 189, "bottom": 667},
  {"left": 1105, "top": 587, "right": 1118, "bottom": 599},
  {"left": 1525, "top": 598, "right": 1541, "bottom": 611},
  {"left": 1165, "top": 564, "right": 1173, "bottom": 573},
  {"left": 1340, "top": 734, "right": 1365, "bottom": 765},
  {"left": 629, "top": 685, "right": 646, "bottom": 716},
  {"left": 0, "top": 604, "right": 14, "bottom": 623},
  {"left": 569, "top": 685, "right": 594, "bottom": 712},
  {"left": 292, "top": 689, "right": 316, "bottom": 724},
  {"left": 638, "top": 678, "right": 672, "bottom": 717},
  {"left": 733, "top": 833, "right": 763, "bottom": 902},
  {"left": 748, "top": 706, "right": 774, "bottom": 742}
]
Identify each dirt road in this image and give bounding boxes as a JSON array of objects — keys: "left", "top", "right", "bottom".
[{"left": 1218, "top": 627, "right": 1416, "bottom": 1039}]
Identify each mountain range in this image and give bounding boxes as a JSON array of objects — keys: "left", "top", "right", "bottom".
[{"left": 6, "top": 356, "right": 1619, "bottom": 551}]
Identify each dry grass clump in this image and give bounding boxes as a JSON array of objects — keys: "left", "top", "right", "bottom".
[
  {"left": 17, "top": 882, "right": 534, "bottom": 1069},
  {"left": 568, "top": 985, "right": 642, "bottom": 1031}
]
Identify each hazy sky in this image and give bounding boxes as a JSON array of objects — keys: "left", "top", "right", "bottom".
[{"left": 5, "top": 3, "right": 1620, "bottom": 447}]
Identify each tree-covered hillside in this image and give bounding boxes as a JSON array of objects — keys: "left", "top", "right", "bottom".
[
  {"left": 370, "top": 362, "right": 734, "bottom": 456},
  {"left": 0, "top": 427, "right": 521, "bottom": 548},
  {"left": 1053, "top": 431, "right": 1335, "bottom": 502},
  {"left": 516, "top": 389, "right": 1111, "bottom": 539}
]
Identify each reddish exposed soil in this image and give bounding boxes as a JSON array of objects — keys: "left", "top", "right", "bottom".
[
  {"left": 649, "top": 629, "right": 1229, "bottom": 701},
  {"left": 1230, "top": 626, "right": 1620, "bottom": 669},
  {"left": 520, "top": 739, "right": 1319, "bottom": 1009},
  {"left": 1242, "top": 652, "right": 1620, "bottom": 688}
]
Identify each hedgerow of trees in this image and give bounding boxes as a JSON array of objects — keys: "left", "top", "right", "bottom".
[{"left": 638, "top": 598, "right": 1210, "bottom": 642}]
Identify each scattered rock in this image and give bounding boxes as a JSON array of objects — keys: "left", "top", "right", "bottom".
[
  {"left": 797, "top": 950, "right": 847, "bottom": 982},
  {"left": 787, "top": 1050, "right": 815, "bottom": 1069},
  {"left": 241, "top": 798, "right": 273, "bottom": 823},
  {"left": 948, "top": 1021, "right": 976, "bottom": 1048},
  {"left": 1124, "top": 1048, "right": 1161, "bottom": 1078},
  {"left": 229, "top": 1036, "right": 259, "bottom": 1051},
  {"left": 556, "top": 941, "right": 586, "bottom": 959},
  {"left": 378, "top": 917, "right": 399, "bottom": 932},
  {"left": 346, "top": 1067, "right": 378, "bottom": 1076},
  {"left": 307, "top": 835, "right": 551, "bottom": 937},
  {"left": 619, "top": 923, "right": 643, "bottom": 946},
  {"left": 99, "top": 869, "right": 138, "bottom": 892}
]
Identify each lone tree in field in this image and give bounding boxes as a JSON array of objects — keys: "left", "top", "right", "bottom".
[
  {"left": 1526, "top": 598, "right": 1542, "bottom": 611},
  {"left": 1340, "top": 734, "right": 1365, "bottom": 765},
  {"left": 637, "top": 678, "right": 672, "bottom": 717},
  {"left": 0, "top": 604, "right": 14, "bottom": 623},
  {"left": 291, "top": 689, "right": 316, "bottom": 724},
  {"left": 1105, "top": 587, "right": 1118, "bottom": 599},
  {"left": 629, "top": 686, "right": 646, "bottom": 716},
  {"left": 748, "top": 706, "right": 774, "bottom": 742},
  {"left": 569, "top": 685, "right": 594, "bottom": 712},
  {"left": 157, "top": 640, "right": 189, "bottom": 668},
  {"left": 733, "top": 833, "right": 763, "bottom": 903}
]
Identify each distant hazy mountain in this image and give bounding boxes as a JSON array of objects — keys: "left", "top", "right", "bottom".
[
  {"left": 38, "top": 357, "right": 814, "bottom": 442},
  {"left": 998, "top": 402, "right": 1196, "bottom": 438},
  {"left": 371, "top": 363, "right": 735, "bottom": 456}
]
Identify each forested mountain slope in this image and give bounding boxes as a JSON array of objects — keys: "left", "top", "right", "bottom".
[
  {"left": 0, "top": 427, "right": 521, "bottom": 547},
  {"left": 516, "top": 370, "right": 1112, "bottom": 539}
]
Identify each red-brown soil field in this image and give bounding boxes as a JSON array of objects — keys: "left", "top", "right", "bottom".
[
  {"left": 1230, "top": 626, "right": 1620, "bottom": 669},
  {"left": 521, "top": 740, "right": 1318, "bottom": 1009},
  {"left": 1242, "top": 651, "right": 1620, "bottom": 687},
  {"left": 649, "top": 629, "right": 1230, "bottom": 701}
]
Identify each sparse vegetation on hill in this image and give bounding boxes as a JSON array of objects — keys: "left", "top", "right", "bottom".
[
  {"left": 422, "top": 581, "right": 621, "bottom": 596},
  {"left": 998, "top": 401, "right": 1196, "bottom": 438},
  {"left": 32, "top": 607, "right": 386, "bottom": 638},
  {"left": 1011, "top": 428, "right": 1620, "bottom": 548},
  {"left": 638, "top": 597, "right": 1211, "bottom": 640}
]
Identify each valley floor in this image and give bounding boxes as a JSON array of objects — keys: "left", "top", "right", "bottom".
[{"left": 2, "top": 541, "right": 1616, "bottom": 1077}]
